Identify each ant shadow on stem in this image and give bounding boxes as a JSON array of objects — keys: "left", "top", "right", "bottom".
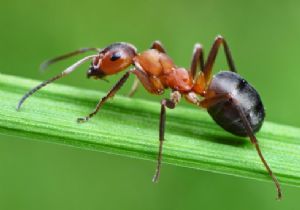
[{"left": 167, "top": 122, "right": 248, "bottom": 148}]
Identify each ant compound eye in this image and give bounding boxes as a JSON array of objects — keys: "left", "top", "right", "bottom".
[{"left": 110, "top": 52, "right": 122, "bottom": 61}]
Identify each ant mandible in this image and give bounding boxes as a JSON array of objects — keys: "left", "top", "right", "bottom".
[{"left": 17, "top": 36, "right": 282, "bottom": 199}]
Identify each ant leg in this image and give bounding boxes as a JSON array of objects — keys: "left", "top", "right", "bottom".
[
  {"left": 127, "top": 41, "right": 166, "bottom": 97},
  {"left": 203, "top": 35, "right": 237, "bottom": 83},
  {"left": 77, "top": 71, "right": 132, "bottom": 123},
  {"left": 79, "top": 66, "right": 163, "bottom": 123},
  {"left": 127, "top": 77, "right": 140, "bottom": 97},
  {"left": 17, "top": 55, "right": 98, "bottom": 110},
  {"left": 199, "top": 94, "right": 231, "bottom": 108},
  {"left": 151, "top": 40, "right": 167, "bottom": 53},
  {"left": 197, "top": 93, "right": 282, "bottom": 200},
  {"left": 153, "top": 91, "right": 181, "bottom": 183},
  {"left": 189, "top": 43, "right": 204, "bottom": 80},
  {"left": 185, "top": 92, "right": 230, "bottom": 108},
  {"left": 234, "top": 102, "right": 282, "bottom": 200},
  {"left": 40, "top": 47, "right": 100, "bottom": 71},
  {"left": 193, "top": 36, "right": 237, "bottom": 94},
  {"left": 132, "top": 66, "right": 164, "bottom": 95}
]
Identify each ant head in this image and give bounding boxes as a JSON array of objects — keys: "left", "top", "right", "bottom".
[{"left": 87, "top": 43, "right": 137, "bottom": 79}]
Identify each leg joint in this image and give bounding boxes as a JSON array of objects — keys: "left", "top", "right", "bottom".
[{"left": 161, "top": 99, "right": 175, "bottom": 109}]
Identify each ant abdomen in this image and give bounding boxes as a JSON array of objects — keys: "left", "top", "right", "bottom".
[{"left": 207, "top": 71, "right": 265, "bottom": 136}]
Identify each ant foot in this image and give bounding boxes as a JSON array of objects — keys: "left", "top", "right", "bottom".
[{"left": 77, "top": 117, "right": 89, "bottom": 123}]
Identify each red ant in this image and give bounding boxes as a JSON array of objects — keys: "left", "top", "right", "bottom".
[{"left": 17, "top": 36, "right": 282, "bottom": 199}]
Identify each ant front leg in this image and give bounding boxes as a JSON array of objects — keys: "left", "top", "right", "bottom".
[
  {"left": 77, "top": 70, "right": 132, "bottom": 123},
  {"left": 152, "top": 91, "right": 181, "bottom": 183},
  {"left": 127, "top": 41, "right": 167, "bottom": 97},
  {"left": 127, "top": 77, "right": 140, "bottom": 97},
  {"left": 131, "top": 67, "right": 163, "bottom": 94}
]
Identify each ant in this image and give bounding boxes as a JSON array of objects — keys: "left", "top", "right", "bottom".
[{"left": 17, "top": 36, "right": 282, "bottom": 199}]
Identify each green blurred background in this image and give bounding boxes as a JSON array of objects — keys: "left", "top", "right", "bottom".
[{"left": 0, "top": 0, "right": 299, "bottom": 209}]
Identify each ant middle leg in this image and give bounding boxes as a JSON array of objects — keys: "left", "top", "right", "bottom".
[
  {"left": 189, "top": 43, "right": 204, "bottom": 80},
  {"left": 152, "top": 91, "right": 181, "bottom": 183},
  {"left": 193, "top": 36, "right": 237, "bottom": 95},
  {"left": 77, "top": 70, "right": 132, "bottom": 123},
  {"left": 150, "top": 40, "right": 167, "bottom": 53},
  {"left": 205, "top": 35, "right": 236, "bottom": 73},
  {"left": 202, "top": 35, "right": 237, "bottom": 84}
]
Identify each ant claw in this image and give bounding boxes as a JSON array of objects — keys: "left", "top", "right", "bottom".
[
  {"left": 152, "top": 175, "right": 159, "bottom": 183},
  {"left": 77, "top": 117, "right": 89, "bottom": 123}
]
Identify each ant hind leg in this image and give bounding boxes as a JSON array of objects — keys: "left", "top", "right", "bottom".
[
  {"left": 197, "top": 93, "right": 282, "bottom": 200},
  {"left": 234, "top": 101, "right": 282, "bottom": 200}
]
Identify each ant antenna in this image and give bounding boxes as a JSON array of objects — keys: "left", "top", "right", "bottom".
[
  {"left": 17, "top": 54, "right": 98, "bottom": 110},
  {"left": 40, "top": 48, "right": 100, "bottom": 71}
]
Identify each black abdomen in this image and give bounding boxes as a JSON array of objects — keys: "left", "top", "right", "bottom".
[{"left": 207, "top": 71, "right": 265, "bottom": 136}]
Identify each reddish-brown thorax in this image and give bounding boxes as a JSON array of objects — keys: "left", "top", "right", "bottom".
[{"left": 134, "top": 49, "right": 194, "bottom": 94}]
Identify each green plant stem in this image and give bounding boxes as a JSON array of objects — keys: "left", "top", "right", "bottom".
[{"left": 0, "top": 73, "right": 300, "bottom": 188}]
